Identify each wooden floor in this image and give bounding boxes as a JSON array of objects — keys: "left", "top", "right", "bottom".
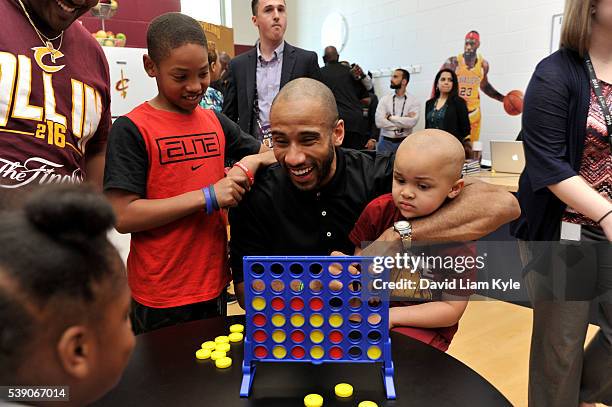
[{"left": 228, "top": 293, "right": 604, "bottom": 407}]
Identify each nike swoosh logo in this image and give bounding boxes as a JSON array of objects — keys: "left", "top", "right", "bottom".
[{"left": 191, "top": 164, "right": 204, "bottom": 171}]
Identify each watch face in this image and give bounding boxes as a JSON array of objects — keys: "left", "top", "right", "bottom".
[{"left": 395, "top": 220, "right": 410, "bottom": 230}]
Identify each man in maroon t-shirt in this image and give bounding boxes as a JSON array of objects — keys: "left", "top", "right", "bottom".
[{"left": 0, "top": 0, "right": 109, "bottom": 190}]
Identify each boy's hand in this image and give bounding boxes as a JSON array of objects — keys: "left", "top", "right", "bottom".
[
  {"left": 239, "top": 150, "right": 277, "bottom": 173},
  {"left": 212, "top": 177, "right": 246, "bottom": 208},
  {"left": 226, "top": 151, "right": 278, "bottom": 188},
  {"left": 225, "top": 166, "right": 252, "bottom": 191}
]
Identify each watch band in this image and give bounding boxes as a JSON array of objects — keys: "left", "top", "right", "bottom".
[{"left": 393, "top": 221, "right": 412, "bottom": 251}]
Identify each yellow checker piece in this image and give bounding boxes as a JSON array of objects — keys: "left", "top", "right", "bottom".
[
  {"left": 210, "top": 350, "right": 226, "bottom": 361},
  {"left": 215, "top": 356, "right": 232, "bottom": 369},
  {"left": 195, "top": 349, "right": 211, "bottom": 360},
  {"left": 303, "top": 393, "right": 323, "bottom": 407},
  {"left": 201, "top": 341, "right": 216, "bottom": 351},
  {"left": 215, "top": 343, "right": 231, "bottom": 353},
  {"left": 334, "top": 383, "right": 353, "bottom": 398}
]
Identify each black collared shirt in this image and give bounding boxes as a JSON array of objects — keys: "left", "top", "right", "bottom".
[{"left": 229, "top": 148, "right": 394, "bottom": 283}]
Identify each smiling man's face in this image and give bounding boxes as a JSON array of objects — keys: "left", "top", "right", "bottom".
[{"left": 22, "top": 0, "right": 99, "bottom": 36}]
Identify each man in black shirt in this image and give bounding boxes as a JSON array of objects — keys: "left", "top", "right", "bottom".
[
  {"left": 320, "top": 46, "right": 369, "bottom": 150},
  {"left": 229, "top": 78, "right": 520, "bottom": 306}
]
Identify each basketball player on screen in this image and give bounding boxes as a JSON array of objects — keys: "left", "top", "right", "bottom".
[{"left": 441, "top": 31, "right": 509, "bottom": 142}]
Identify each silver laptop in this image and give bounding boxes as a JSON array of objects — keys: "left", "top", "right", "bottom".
[{"left": 490, "top": 141, "right": 525, "bottom": 174}]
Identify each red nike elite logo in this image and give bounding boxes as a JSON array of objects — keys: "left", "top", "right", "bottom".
[
  {"left": 156, "top": 133, "right": 221, "bottom": 165},
  {"left": 191, "top": 163, "right": 204, "bottom": 171}
]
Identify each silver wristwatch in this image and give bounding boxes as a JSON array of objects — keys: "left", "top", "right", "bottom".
[{"left": 393, "top": 220, "right": 412, "bottom": 251}]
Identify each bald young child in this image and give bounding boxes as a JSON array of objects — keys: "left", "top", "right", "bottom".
[{"left": 349, "top": 129, "right": 474, "bottom": 351}]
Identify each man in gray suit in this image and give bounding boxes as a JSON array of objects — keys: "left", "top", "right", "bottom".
[{"left": 223, "top": 0, "right": 321, "bottom": 146}]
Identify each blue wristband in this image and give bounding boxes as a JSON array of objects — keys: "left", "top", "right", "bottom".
[
  {"left": 209, "top": 185, "right": 220, "bottom": 210},
  {"left": 203, "top": 187, "right": 213, "bottom": 215}
]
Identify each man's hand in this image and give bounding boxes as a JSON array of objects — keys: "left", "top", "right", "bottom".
[
  {"left": 365, "top": 139, "right": 377, "bottom": 150},
  {"left": 376, "top": 227, "right": 400, "bottom": 243}
]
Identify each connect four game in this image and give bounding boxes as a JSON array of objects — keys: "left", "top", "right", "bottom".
[{"left": 240, "top": 256, "right": 396, "bottom": 399}]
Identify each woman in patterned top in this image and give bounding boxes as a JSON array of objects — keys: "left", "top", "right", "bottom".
[
  {"left": 512, "top": 0, "right": 612, "bottom": 406},
  {"left": 200, "top": 47, "right": 224, "bottom": 113}
]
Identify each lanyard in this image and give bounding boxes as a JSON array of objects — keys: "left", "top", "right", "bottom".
[
  {"left": 392, "top": 94, "right": 407, "bottom": 117},
  {"left": 585, "top": 55, "right": 612, "bottom": 152}
]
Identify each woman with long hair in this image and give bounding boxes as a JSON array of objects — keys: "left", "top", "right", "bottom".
[
  {"left": 511, "top": 0, "right": 612, "bottom": 405},
  {"left": 425, "top": 68, "right": 471, "bottom": 143}
]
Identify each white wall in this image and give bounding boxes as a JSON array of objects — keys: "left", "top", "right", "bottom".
[
  {"left": 290, "top": 0, "right": 564, "bottom": 158},
  {"left": 231, "top": 0, "right": 298, "bottom": 47}
]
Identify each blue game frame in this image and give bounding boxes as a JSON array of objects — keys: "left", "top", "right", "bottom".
[{"left": 240, "top": 256, "right": 396, "bottom": 399}]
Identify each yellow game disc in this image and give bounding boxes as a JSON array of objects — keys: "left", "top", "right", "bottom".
[
  {"left": 215, "top": 356, "right": 232, "bottom": 369},
  {"left": 215, "top": 342, "right": 231, "bottom": 353},
  {"left": 329, "top": 314, "right": 343, "bottom": 328},
  {"left": 252, "top": 297, "right": 266, "bottom": 311},
  {"left": 291, "top": 313, "right": 305, "bottom": 327},
  {"left": 215, "top": 335, "right": 229, "bottom": 344},
  {"left": 367, "top": 346, "right": 382, "bottom": 360},
  {"left": 304, "top": 393, "right": 324, "bottom": 407},
  {"left": 271, "top": 313, "right": 286, "bottom": 327},
  {"left": 201, "top": 341, "right": 216, "bottom": 351},
  {"left": 272, "top": 330, "right": 286, "bottom": 343},
  {"left": 310, "top": 346, "right": 324, "bottom": 359},
  {"left": 272, "top": 345, "right": 287, "bottom": 359},
  {"left": 309, "top": 313, "right": 323, "bottom": 328},
  {"left": 229, "top": 324, "right": 244, "bottom": 333},
  {"left": 358, "top": 401, "right": 378, "bottom": 407},
  {"left": 310, "top": 330, "right": 324, "bottom": 344},
  {"left": 228, "top": 332, "right": 244, "bottom": 342},
  {"left": 334, "top": 383, "right": 353, "bottom": 398},
  {"left": 210, "top": 350, "right": 226, "bottom": 361},
  {"left": 195, "top": 348, "right": 211, "bottom": 360}
]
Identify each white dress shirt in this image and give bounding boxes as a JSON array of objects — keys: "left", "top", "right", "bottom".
[{"left": 375, "top": 91, "right": 420, "bottom": 139}]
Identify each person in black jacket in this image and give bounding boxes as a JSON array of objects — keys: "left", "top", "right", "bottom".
[
  {"left": 222, "top": 0, "right": 321, "bottom": 143},
  {"left": 320, "top": 46, "right": 369, "bottom": 150},
  {"left": 425, "top": 68, "right": 471, "bottom": 143}
]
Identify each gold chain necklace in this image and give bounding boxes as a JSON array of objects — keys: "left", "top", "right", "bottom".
[{"left": 16, "top": 0, "right": 64, "bottom": 60}]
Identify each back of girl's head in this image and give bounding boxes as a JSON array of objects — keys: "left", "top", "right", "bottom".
[
  {"left": 147, "top": 12, "right": 208, "bottom": 64},
  {"left": 433, "top": 68, "right": 460, "bottom": 99},
  {"left": 0, "top": 185, "right": 121, "bottom": 381}
]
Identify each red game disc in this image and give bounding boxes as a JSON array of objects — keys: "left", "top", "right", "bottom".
[
  {"left": 309, "top": 297, "right": 324, "bottom": 312},
  {"left": 291, "top": 346, "right": 306, "bottom": 359},
  {"left": 253, "top": 313, "right": 266, "bottom": 327},
  {"left": 254, "top": 346, "right": 267, "bottom": 359},
  {"left": 290, "top": 297, "right": 304, "bottom": 311},
  {"left": 329, "top": 346, "right": 343, "bottom": 360},
  {"left": 291, "top": 330, "right": 305, "bottom": 343},
  {"left": 329, "top": 330, "right": 343, "bottom": 344},
  {"left": 271, "top": 297, "right": 285, "bottom": 311},
  {"left": 253, "top": 330, "right": 267, "bottom": 343}
]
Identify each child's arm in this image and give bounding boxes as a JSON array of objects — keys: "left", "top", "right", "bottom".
[
  {"left": 108, "top": 151, "right": 275, "bottom": 234},
  {"left": 389, "top": 293, "right": 469, "bottom": 329},
  {"left": 107, "top": 175, "right": 247, "bottom": 233},
  {"left": 103, "top": 116, "right": 257, "bottom": 234}
]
